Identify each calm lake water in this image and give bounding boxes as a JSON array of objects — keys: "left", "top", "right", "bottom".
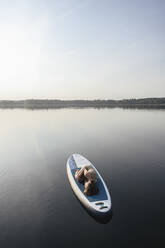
[{"left": 0, "top": 108, "right": 165, "bottom": 248}]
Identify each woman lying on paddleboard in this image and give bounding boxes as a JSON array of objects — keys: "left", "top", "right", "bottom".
[{"left": 75, "top": 165, "right": 99, "bottom": 196}]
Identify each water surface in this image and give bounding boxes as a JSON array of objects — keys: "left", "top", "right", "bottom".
[{"left": 0, "top": 108, "right": 165, "bottom": 248}]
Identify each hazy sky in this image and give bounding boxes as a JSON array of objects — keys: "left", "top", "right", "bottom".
[{"left": 0, "top": 0, "right": 164, "bottom": 99}]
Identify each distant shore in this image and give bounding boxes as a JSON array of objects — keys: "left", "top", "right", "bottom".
[{"left": 0, "top": 98, "right": 165, "bottom": 109}]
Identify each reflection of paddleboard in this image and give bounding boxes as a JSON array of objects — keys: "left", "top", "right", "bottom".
[{"left": 66, "top": 154, "right": 112, "bottom": 215}]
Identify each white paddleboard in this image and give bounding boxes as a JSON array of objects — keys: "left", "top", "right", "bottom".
[{"left": 66, "top": 154, "right": 112, "bottom": 215}]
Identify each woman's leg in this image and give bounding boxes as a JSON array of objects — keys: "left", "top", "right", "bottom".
[{"left": 75, "top": 167, "right": 86, "bottom": 183}]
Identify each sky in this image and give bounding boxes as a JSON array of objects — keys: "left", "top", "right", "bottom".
[{"left": 0, "top": 0, "right": 164, "bottom": 100}]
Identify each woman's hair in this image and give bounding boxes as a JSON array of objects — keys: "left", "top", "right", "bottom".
[{"left": 84, "top": 181, "right": 99, "bottom": 196}]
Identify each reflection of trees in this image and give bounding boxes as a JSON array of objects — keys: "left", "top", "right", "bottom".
[{"left": 0, "top": 98, "right": 165, "bottom": 109}]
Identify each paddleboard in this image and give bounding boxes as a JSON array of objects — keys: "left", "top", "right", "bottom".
[{"left": 66, "top": 154, "right": 112, "bottom": 215}]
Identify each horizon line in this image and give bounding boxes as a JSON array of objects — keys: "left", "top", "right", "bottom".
[{"left": 0, "top": 97, "right": 165, "bottom": 101}]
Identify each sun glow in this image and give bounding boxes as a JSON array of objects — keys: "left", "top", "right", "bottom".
[{"left": 0, "top": 20, "right": 46, "bottom": 97}]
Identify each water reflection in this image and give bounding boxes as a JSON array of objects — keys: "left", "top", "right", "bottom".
[
  {"left": 0, "top": 105, "right": 165, "bottom": 110},
  {"left": 83, "top": 205, "right": 113, "bottom": 224}
]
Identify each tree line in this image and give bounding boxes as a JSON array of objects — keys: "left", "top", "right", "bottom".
[{"left": 0, "top": 98, "right": 165, "bottom": 108}]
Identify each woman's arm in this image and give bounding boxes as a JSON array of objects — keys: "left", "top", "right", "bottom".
[
  {"left": 75, "top": 165, "right": 89, "bottom": 182},
  {"left": 76, "top": 166, "right": 86, "bottom": 177}
]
